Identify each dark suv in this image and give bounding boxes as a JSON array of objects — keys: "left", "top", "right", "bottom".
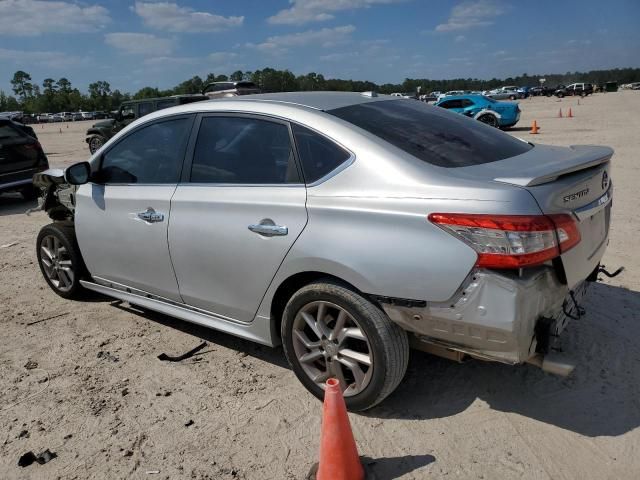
[
  {"left": 0, "top": 118, "right": 49, "bottom": 199},
  {"left": 85, "top": 94, "right": 207, "bottom": 154},
  {"left": 554, "top": 83, "right": 594, "bottom": 98}
]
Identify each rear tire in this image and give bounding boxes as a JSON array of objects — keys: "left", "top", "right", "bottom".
[
  {"left": 281, "top": 280, "right": 409, "bottom": 411},
  {"left": 20, "top": 185, "right": 39, "bottom": 200},
  {"left": 36, "top": 223, "right": 87, "bottom": 299},
  {"left": 477, "top": 113, "right": 499, "bottom": 128}
]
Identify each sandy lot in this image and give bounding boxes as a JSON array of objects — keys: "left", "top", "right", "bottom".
[{"left": 1, "top": 92, "right": 640, "bottom": 480}]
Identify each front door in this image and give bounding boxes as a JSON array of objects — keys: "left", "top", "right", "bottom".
[
  {"left": 169, "top": 114, "right": 308, "bottom": 322},
  {"left": 76, "top": 115, "right": 194, "bottom": 301}
]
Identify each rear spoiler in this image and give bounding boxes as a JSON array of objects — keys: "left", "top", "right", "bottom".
[{"left": 493, "top": 145, "right": 613, "bottom": 187}]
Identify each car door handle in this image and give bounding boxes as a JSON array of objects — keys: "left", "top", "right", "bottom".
[
  {"left": 137, "top": 207, "right": 164, "bottom": 223},
  {"left": 248, "top": 223, "right": 288, "bottom": 237}
]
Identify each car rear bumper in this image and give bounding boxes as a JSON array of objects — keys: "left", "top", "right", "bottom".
[{"left": 380, "top": 266, "right": 590, "bottom": 364}]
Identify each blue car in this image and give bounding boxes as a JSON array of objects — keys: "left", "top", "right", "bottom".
[{"left": 434, "top": 94, "right": 520, "bottom": 128}]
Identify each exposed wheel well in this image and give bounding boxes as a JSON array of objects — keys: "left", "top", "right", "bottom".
[{"left": 270, "top": 271, "right": 361, "bottom": 340}]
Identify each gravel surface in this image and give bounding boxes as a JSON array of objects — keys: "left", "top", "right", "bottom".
[{"left": 1, "top": 92, "right": 639, "bottom": 479}]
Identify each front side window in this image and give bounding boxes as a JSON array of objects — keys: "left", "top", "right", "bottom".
[
  {"left": 191, "top": 116, "right": 300, "bottom": 184},
  {"left": 98, "top": 117, "right": 191, "bottom": 184},
  {"left": 461, "top": 99, "right": 475, "bottom": 107},
  {"left": 329, "top": 99, "right": 532, "bottom": 168},
  {"left": 292, "top": 124, "right": 351, "bottom": 183},
  {"left": 439, "top": 100, "right": 462, "bottom": 109},
  {"left": 120, "top": 104, "right": 135, "bottom": 119}
]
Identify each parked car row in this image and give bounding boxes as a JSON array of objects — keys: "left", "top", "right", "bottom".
[{"left": 34, "top": 111, "right": 110, "bottom": 123}]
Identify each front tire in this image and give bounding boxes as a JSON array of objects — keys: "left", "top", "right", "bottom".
[
  {"left": 88, "top": 135, "right": 105, "bottom": 154},
  {"left": 36, "top": 223, "right": 87, "bottom": 299},
  {"left": 281, "top": 280, "right": 409, "bottom": 411}
]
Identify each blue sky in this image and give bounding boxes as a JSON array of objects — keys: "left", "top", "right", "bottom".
[{"left": 1, "top": 0, "right": 639, "bottom": 94}]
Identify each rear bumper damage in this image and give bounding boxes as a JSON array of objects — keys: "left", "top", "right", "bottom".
[{"left": 381, "top": 267, "right": 590, "bottom": 367}]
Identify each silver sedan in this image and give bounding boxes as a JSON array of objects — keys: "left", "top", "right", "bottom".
[{"left": 35, "top": 92, "right": 614, "bottom": 410}]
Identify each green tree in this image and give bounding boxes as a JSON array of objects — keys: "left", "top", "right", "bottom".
[
  {"left": 230, "top": 70, "right": 243, "bottom": 82},
  {"left": 88, "top": 80, "right": 111, "bottom": 110},
  {"left": 10, "top": 70, "right": 33, "bottom": 101}
]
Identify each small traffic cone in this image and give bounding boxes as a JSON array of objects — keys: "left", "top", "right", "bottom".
[
  {"left": 530, "top": 120, "right": 540, "bottom": 134},
  {"left": 313, "top": 378, "right": 364, "bottom": 480},
  {"left": 558, "top": 108, "right": 563, "bottom": 118},
  {"left": 567, "top": 108, "right": 573, "bottom": 118}
]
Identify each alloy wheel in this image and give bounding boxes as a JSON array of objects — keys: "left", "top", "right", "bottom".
[
  {"left": 39, "top": 234, "right": 75, "bottom": 293},
  {"left": 291, "top": 301, "right": 373, "bottom": 396}
]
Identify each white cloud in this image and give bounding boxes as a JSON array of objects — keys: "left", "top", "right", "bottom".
[
  {"left": 105, "top": 33, "right": 174, "bottom": 56},
  {"left": 455, "top": 35, "right": 466, "bottom": 42},
  {"left": 268, "top": 0, "right": 405, "bottom": 26},
  {"left": 435, "top": 0, "right": 508, "bottom": 32},
  {"left": 248, "top": 25, "right": 356, "bottom": 54},
  {"left": 0, "top": 0, "right": 109, "bottom": 36},
  {"left": 0, "top": 48, "right": 85, "bottom": 68},
  {"left": 133, "top": 2, "right": 243, "bottom": 32}
]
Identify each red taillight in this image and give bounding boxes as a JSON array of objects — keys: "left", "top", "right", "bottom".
[{"left": 428, "top": 213, "right": 581, "bottom": 269}]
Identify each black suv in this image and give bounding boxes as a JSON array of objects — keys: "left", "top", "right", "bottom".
[
  {"left": 554, "top": 83, "right": 594, "bottom": 98},
  {"left": 85, "top": 94, "right": 207, "bottom": 154},
  {"left": 0, "top": 118, "right": 49, "bottom": 199}
]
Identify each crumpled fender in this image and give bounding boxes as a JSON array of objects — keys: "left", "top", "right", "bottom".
[{"left": 473, "top": 109, "right": 501, "bottom": 120}]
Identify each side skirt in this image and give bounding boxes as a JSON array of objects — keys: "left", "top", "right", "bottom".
[{"left": 80, "top": 280, "right": 276, "bottom": 347}]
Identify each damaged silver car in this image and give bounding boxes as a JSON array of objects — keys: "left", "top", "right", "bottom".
[{"left": 34, "top": 92, "right": 617, "bottom": 411}]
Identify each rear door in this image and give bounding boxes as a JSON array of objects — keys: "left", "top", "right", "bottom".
[
  {"left": 168, "top": 114, "right": 307, "bottom": 322},
  {"left": 75, "top": 115, "right": 194, "bottom": 301},
  {"left": 0, "top": 121, "right": 44, "bottom": 185}
]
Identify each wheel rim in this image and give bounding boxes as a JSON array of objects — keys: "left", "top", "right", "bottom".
[
  {"left": 40, "top": 234, "right": 74, "bottom": 292},
  {"left": 89, "top": 137, "right": 103, "bottom": 153},
  {"left": 291, "top": 301, "right": 373, "bottom": 396}
]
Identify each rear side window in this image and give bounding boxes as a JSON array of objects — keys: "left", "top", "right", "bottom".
[
  {"left": 0, "top": 123, "right": 23, "bottom": 140},
  {"left": 99, "top": 117, "right": 191, "bottom": 184},
  {"left": 191, "top": 116, "right": 300, "bottom": 184},
  {"left": 329, "top": 100, "right": 532, "bottom": 168},
  {"left": 292, "top": 124, "right": 351, "bottom": 183},
  {"left": 138, "top": 102, "right": 154, "bottom": 117}
]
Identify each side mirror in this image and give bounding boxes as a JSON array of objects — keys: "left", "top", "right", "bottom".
[
  {"left": 114, "top": 111, "right": 123, "bottom": 122},
  {"left": 65, "top": 162, "right": 91, "bottom": 185}
]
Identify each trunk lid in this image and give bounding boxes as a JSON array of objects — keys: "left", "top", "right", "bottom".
[{"left": 451, "top": 144, "right": 613, "bottom": 287}]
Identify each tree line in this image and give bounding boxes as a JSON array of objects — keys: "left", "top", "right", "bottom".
[{"left": 2, "top": 67, "right": 639, "bottom": 114}]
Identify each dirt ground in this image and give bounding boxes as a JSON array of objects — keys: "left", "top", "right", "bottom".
[{"left": 1, "top": 92, "right": 640, "bottom": 480}]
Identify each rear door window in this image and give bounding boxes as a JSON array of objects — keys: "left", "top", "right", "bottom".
[
  {"left": 329, "top": 99, "right": 532, "bottom": 168},
  {"left": 138, "top": 102, "right": 154, "bottom": 117},
  {"left": 292, "top": 124, "right": 351, "bottom": 183},
  {"left": 190, "top": 116, "right": 300, "bottom": 184}
]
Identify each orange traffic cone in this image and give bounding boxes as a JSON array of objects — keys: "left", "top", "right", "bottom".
[
  {"left": 314, "top": 378, "right": 364, "bottom": 480},
  {"left": 558, "top": 108, "right": 563, "bottom": 118},
  {"left": 567, "top": 108, "right": 573, "bottom": 118},
  {"left": 530, "top": 120, "right": 540, "bottom": 134}
]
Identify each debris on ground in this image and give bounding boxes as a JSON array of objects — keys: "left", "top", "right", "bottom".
[
  {"left": 18, "top": 449, "right": 57, "bottom": 467},
  {"left": 1, "top": 241, "right": 19, "bottom": 249},
  {"left": 26, "top": 312, "right": 70, "bottom": 326},
  {"left": 24, "top": 360, "right": 38, "bottom": 370},
  {"left": 184, "top": 419, "right": 194, "bottom": 427},
  {"left": 97, "top": 351, "right": 119, "bottom": 362},
  {"left": 157, "top": 342, "right": 207, "bottom": 362}
]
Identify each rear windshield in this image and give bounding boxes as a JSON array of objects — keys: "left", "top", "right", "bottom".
[{"left": 329, "top": 99, "right": 532, "bottom": 168}]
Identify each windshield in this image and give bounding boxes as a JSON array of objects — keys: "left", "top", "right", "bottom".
[{"left": 328, "top": 99, "right": 532, "bottom": 168}]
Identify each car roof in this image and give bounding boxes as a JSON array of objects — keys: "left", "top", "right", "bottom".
[{"left": 216, "top": 91, "right": 393, "bottom": 111}]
